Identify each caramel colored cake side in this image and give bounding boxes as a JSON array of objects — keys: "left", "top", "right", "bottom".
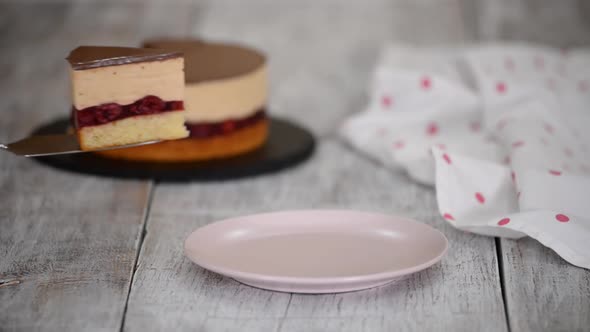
[{"left": 95, "top": 39, "right": 269, "bottom": 162}]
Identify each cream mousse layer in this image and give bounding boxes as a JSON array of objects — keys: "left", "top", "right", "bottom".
[
  {"left": 71, "top": 57, "right": 184, "bottom": 110},
  {"left": 184, "top": 65, "right": 267, "bottom": 123},
  {"left": 142, "top": 39, "right": 268, "bottom": 124}
]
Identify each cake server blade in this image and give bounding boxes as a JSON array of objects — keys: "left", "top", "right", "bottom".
[{"left": 1, "top": 134, "right": 161, "bottom": 157}]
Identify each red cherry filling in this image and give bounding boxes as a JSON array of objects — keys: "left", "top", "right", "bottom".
[
  {"left": 186, "top": 110, "right": 265, "bottom": 138},
  {"left": 131, "top": 95, "right": 166, "bottom": 115},
  {"left": 222, "top": 121, "right": 236, "bottom": 133},
  {"left": 95, "top": 103, "right": 123, "bottom": 123},
  {"left": 74, "top": 95, "right": 183, "bottom": 128}
]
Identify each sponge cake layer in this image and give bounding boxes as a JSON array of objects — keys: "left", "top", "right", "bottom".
[{"left": 78, "top": 111, "right": 188, "bottom": 150}]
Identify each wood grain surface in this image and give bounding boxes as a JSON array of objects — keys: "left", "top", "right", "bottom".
[
  {"left": 0, "top": 1, "right": 589, "bottom": 331},
  {"left": 124, "top": 141, "right": 507, "bottom": 331},
  {"left": 500, "top": 238, "right": 590, "bottom": 332}
]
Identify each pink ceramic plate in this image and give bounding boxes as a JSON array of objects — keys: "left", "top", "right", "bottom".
[{"left": 184, "top": 210, "right": 448, "bottom": 293}]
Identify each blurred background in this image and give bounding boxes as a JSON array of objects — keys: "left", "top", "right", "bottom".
[
  {"left": 1, "top": 2, "right": 589, "bottom": 330},
  {"left": 1, "top": 0, "right": 590, "bottom": 140}
]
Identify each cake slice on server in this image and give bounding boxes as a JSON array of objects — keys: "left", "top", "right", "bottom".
[{"left": 67, "top": 46, "right": 189, "bottom": 151}]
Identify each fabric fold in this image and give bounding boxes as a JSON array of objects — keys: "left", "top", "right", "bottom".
[{"left": 341, "top": 44, "right": 590, "bottom": 269}]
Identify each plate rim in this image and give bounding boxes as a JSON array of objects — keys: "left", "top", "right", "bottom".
[{"left": 184, "top": 209, "right": 449, "bottom": 285}]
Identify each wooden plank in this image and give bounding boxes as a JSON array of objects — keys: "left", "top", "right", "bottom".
[
  {"left": 0, "top": 3, "right": 152, "bottom": 331},
  {"left": 123, "top": 1, "right": 508, "bottom": 331},
  {"left": 500, "top": 239, "right": 590, "bottom": 332},
  {"left": 124, "top": 141, "right": 507, "bottom": 332},
  {"left": 121, "top": 211, "right": 291, "bottom": 331},
  {"left": 472, "top": 1, "right": 590, "bottom": 331}
]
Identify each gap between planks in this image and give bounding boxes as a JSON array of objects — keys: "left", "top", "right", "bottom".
[
  {"left": 275, "top": 294, "right": 293, "bottom": 332},
  {"left": 119, "top": 180, "right": 156, "bottom": 332},
  {"left": 495, "top": 237, "right": 511, "bottom": 332}
]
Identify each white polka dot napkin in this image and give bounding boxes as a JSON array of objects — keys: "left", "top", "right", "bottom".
[{"left": 340, "top": 44, "right": 590, "bottom": 269}]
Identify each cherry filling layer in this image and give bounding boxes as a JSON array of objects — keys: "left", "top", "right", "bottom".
[
  {"left": 186, "top": 110, "right": 266, "bottom": 138},
  {"left": 74, "top": 95, "right": 183, "bottom": 128}
]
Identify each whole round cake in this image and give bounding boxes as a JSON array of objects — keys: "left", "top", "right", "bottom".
[{"left": 97, "top": 39, "right": 268, "bottom": 161}]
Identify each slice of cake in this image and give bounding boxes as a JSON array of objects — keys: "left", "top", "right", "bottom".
[
  {"left": 96, "top": 39, "right": 269, "bottom": 162},
  {"left": 67, "top": 46, "right": 189, "bottom": 151}
]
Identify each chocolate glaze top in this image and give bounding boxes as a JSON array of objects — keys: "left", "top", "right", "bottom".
[
  {"left": 142, "top": 39, "right": 266, "bottom": 83},
  {"left": 67, "top": 46, "right": 182, "bottom": 70}
]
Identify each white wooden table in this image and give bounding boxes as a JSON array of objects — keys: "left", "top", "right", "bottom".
[{"left": 1, "top": 1, "right": 589, "bottom": 331}]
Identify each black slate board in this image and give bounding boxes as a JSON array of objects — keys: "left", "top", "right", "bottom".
[{"left": 31, "top": 117, "right": 315, "bottom": 181}]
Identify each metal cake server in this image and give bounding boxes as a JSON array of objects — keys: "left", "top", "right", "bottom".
[{"left": 1, "top": 134, "right": 160, "bottom": 157}]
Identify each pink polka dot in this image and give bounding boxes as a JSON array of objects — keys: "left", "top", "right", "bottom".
[
  {"left": 442, "top": 153, "right": 452, "bottom": 164},
  {"left": 549, "top": 170, "right": 562, "bottom": 176},
  {"left": 512, "top": 140, "right": 525, "bottom": 148},
  {"left": 381, "top": 95, "right": 393, "bottom": 108},
  {"left": 436, "top": 143, "right": 446, "bottom": 150},
  {"left": 470, "top": 121, "right": 481, "bottom": 132},
  {"left": 426, "top": 122, "right": 439, "bottom": 136},
  {"left": 555, "top": 214, "right": 569, "bottom": 222},
  {"left": 544, "top": 123, "right": 554, "bottom": 134},
  {"left": 475, "top": 192, "right": 485, "bottom": 204},
  {"left": 496, "top": 82, "right": 507, "bottom": 94},
  {"left": 393, "top": 140, "right": 405, "bottom": 149},
  {"left": 517, "top": 191, "right": 521, "bottom": 199},
  {"left": 421, "top": 77, "right": 432, "bottom": 90},
  {"left": 511, "top": 171, "right": 516, "bottom": 183},
  {"left": 504, "top": 156, "right": 511, "bottom": 165},
  {"left": 579, "top": 80, "right": 589, "bottom": 92},
  {"left": 564, "top": 148, "right": 574, "bottom": 158},
  {"left": 497, "top": 218, "right": 510, "bottom": 226},
  {"left": 443, "top": 213, "right": 455, "bottom": 221}
]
